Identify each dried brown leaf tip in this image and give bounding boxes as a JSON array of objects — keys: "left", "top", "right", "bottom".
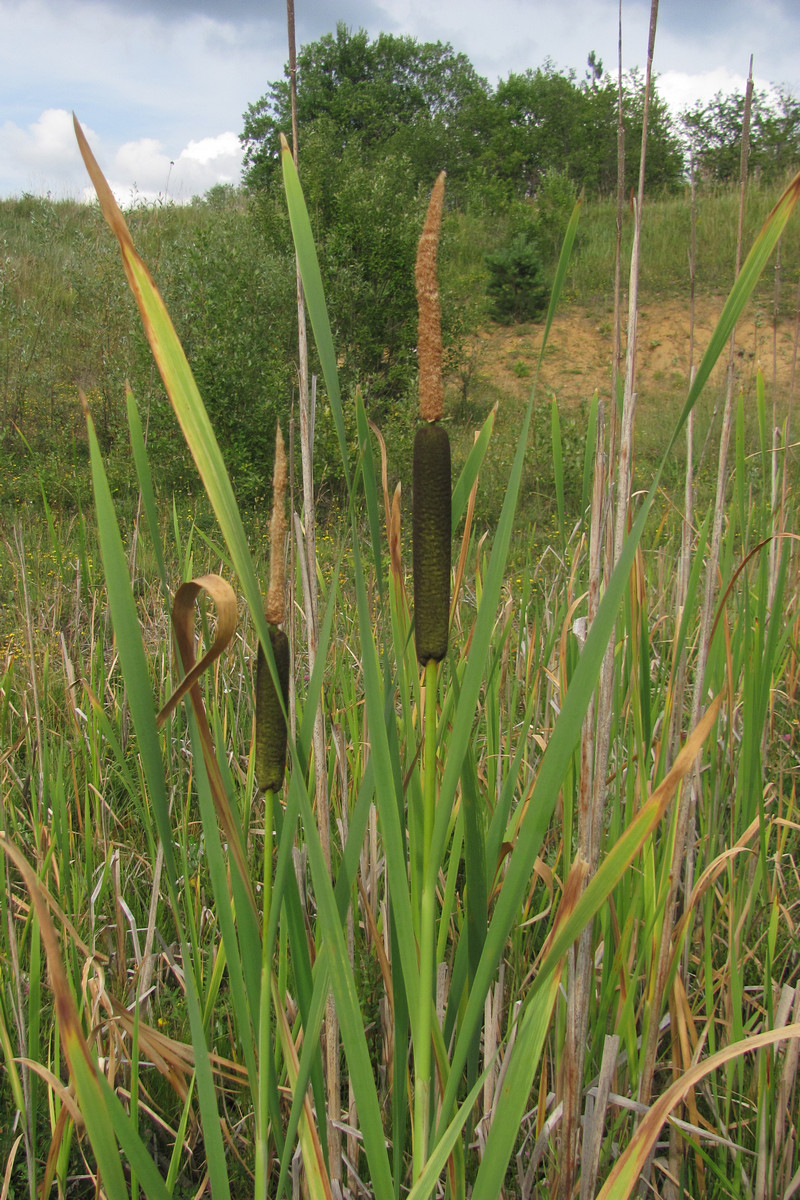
[
  {"left": 389, "top": 481, "right": 402, "bottom": 584},
  {"left": 416, "top": 171, "right": 445, "bottom": 423},
  {"left": 265, "top": 424, "right": 288, "bottom": 625}
]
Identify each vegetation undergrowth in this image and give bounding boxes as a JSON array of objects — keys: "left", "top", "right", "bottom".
[
  {"left": 3, "top": 171, "right": 800, "bottom": 526},
  {"left": 1, "top": 103, "right": 800, "bottom": 1200}
]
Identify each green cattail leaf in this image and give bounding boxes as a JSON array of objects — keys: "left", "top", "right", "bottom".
[
  {"left": 256, "top": 625, "right": 290, "bottom": 794},
  {"left": 413, "top": 423, "right": 451, "bottom": 664}
]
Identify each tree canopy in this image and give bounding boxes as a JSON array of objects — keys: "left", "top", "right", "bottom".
[
  {"left": 241, "top": 28, "right": 686, "bottom": 203},
  {"left": 242, "top": 24, "right": 492, "bottom": 202}
]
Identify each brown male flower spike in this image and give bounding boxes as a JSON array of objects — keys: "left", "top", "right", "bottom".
[
  {"left": 265, "top": 424, "right": 287, "bottom": 625},
  {"left": 256, "top": 424, "right": 290, "bottom": 793},
  {"left": 415, "top": 170, "right": 445, "bottom": 422}
]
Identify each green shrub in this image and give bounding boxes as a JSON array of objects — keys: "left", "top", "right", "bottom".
[{"left": 532, "top": 167, "right": 580, "bottom": 262}]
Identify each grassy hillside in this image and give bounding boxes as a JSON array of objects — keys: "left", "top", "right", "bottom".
[{"left": 2, "top": 177, "right": 799, "bottom": 520}]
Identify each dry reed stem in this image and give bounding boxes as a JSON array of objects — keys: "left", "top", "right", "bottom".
[
  {"left": 610, "top": 0, "right": 625, "bottom": 464},
  {"left": 265, "top": 425, "right": 287, "bottom": 625},
  {"left": 416, "top": 171, "right": 446, "bottom": 422},
  {"left": 370, "top": 417, "right": 405, "bottom": 588},
  {"left": 648, "top": 51, "right": 755, "bottom": 1111},
  {"left": 566, "top": 4, "right": 659, "bottom": 1191},
  {"left": 576, "top": 9, "right": 627, "bottom": 1186},
  {"left": 579, "top": 1034, "right": 620, "bottom": 1200}
]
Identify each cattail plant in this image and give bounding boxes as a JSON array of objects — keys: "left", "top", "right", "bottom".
[
  {"left": 5, "top": 107, "right": 800, "bottom": 1200},
  {"left": 411, "top": 169, "right": 451, "bottom": 1179},
  {"left": 253, "top": 424, "right": 288, "bottom": 1200}
]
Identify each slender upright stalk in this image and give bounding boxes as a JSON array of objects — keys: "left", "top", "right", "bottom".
[
  {"left": 609, "top": 0, "right": 625, "bottom": 470},
  {"left": 414, "top": 658, "right": 439, "bottom": 1179},
  {"left": 571, "top": 406, "right": 607, "bottom": 1200},
  {"left": 788, "top": 277, "right": 800, "bottom": 436},
  {"left": 254, "top": 786, "right": 274, "bottom": 1200},
  {"left": 615, "top": 0, "right": 659, "bottom": 567},
  {"left": 589, "top": 0, "right": 626, "bottom": 995},
  {"left": 285, "top": 0, "right": 299, "bottom": 159},
  {"left": 669, "top": 145, "right": 697, "bottom": 776},
  {"left": 254, "top": 425, "right": 289, "bottom": 1199},
  {"left": 14, "top": 525, "right": 44, "bottom": 815},
  {"left": 285, "top": 0, "right": 340, "bottom": 1174},
  {"left": 685, "top": 56, "right": 754, "bottom": 932},
  {"left": 769, "top": 243, "right": 782, "bottom": 608},
  {"left": 640, "top": 55, "right": 755, "bottom": 1117}
]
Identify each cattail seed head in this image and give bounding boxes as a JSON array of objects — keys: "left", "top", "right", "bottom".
[
  {"left": 416, "top": 171, "right": 445, "bottom": 423},
  {"left": 255, "top": 624, "right": 290, "bottom": 793},
  {"left": 413, "top": 422, "right": 451, "bottom": 664}
]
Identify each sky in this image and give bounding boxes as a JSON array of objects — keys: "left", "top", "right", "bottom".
[{"left": 1, "top": 0, "right": 799, "bottom": 203}]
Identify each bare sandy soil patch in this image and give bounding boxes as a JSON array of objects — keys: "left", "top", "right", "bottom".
[{"left": 466, "top": 296, "right": 800, "bottom": 414}]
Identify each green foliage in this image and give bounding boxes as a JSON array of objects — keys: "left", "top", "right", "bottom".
[
  {"left": 532, "top": 168, "right": 581, "bottom": 261},
  {"left": 485, "top": 230, "right": 548, "bottom": 324},
  {"left": 239, "top": 30, "right": 680, "bottom": 409},
  {"left": 241, "top": 22, "right": 491, "bottom": 201},
  {"left": 243, "top": 33, "right": 685, "bottom": 210},
  {"left": 315, "top": 149, "right": 422, "bottom": 406},
  {"left": 157, "top": 195, "right": 297, "bottom": 503},
  {"left": 5, "top": 174, "right": 800, "bottom": 515},
  {"left": 236, "top": 29, "right": 800, "bottom": 421},
  {"left": 242, "top": 25, "right": 490, "bottom": 414}
]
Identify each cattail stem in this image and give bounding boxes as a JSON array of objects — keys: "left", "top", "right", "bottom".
[
  {"left": 255, "top": 420, "right": 287, "bottom": 1196},
  {"left": 414, "top": 656, "right": 440, "bottom": 1180},
  {"left": 255, "top": 786, "right": 274, "bottom": 1200}
]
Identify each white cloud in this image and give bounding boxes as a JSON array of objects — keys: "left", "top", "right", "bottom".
[
  {"left": 182, "top": 132, "right": 241, "bottom": 167},
  {"left": 656, "top": 67, "right": 785, "bottom": 127},
  {"left": 658, "top": 68, "right": 750, "bottom": 116},
  {"left": 0, "top": 0, "right": 279, "bottom": 198},
  {"left": 0, "top": 109, "right": 244, "bottom": 203},
  {"left": 0, "top": 108, "right": 100, "bottom": 197},
  {"left": 105, "top": 130, "right": 244, "bottom": 203}
]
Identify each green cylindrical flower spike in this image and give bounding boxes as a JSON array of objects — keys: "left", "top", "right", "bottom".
[
  {"left": 255, "top": 623, "right": 290, "bottom": 793},
  {"left": 413, "top": 422, "right": 451, "bottom": 664}
]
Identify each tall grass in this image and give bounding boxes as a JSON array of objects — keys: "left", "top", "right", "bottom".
[{"left": 0, "top": 119, "right": 799, "bottom": 1200}]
